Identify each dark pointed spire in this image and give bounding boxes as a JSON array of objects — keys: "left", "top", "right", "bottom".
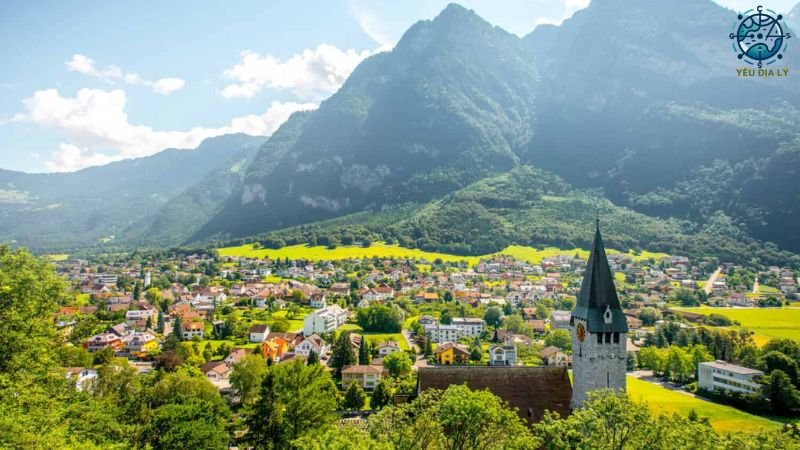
[{"left": 572, "top": 220, "right": 628, "bottom": 333}]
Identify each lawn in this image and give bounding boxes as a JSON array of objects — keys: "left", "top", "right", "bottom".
[
  {"left": 337, "top": 325, "right": 410, "bottom": 350},
  {"left": 270, "top": 310, "right": 306, "bottom": 333},
  {"left": 673, "top": 306, "right": 800, "bottom": 345},
  {"left": 44, "top": 253, "right": 69, "bottom": 261},
  {"left": 218, "top": 242, "right": 669, "bottom": 268},
  {"left": 626, "top": 377, "right": 781, "bottom": 433}
]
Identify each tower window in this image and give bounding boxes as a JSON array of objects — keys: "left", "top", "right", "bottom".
[
  {"left": 604, "top": 333, "right": 611, "bottom": 344},
  {"left": 597, "top": 333, "right": 603, "bottom": 344},
  {"left": 613, "top": 332, "right": 620, "bottom": 344}
]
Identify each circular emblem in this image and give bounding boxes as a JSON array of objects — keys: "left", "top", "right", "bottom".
[
  {"left": 576, "top": 323, "right": 586, "bottom": 343},
  {"left": 729, "top": 6, "right": 791, "bottom": 68}
]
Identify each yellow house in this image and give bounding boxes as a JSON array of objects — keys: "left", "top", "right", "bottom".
[{"left": 434, "top": 342, "right": 470, "bottom": 365}]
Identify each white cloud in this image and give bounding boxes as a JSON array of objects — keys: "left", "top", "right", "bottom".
[
  {"left": 15, "top": 88, "right": 315, "bottom": 172},
  {"left": 65, "top": 54, "right": 186, "bottom": 95},
  {"left": 220, "top": 44, "right": 379, "bottom": 100}
]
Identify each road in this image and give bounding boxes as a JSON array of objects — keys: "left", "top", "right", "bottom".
[
  {"left": 752, "top": 278, "right": 760, "bottom": 294},
  {"left": 704, "top": 267, "right": 722, "bottom": 295}
]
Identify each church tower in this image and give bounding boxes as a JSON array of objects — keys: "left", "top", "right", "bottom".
[{"left": 571, "top": 220, "right": 629, "bottom": 407}]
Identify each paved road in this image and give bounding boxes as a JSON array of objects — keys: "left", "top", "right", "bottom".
[{"left": 704, "top": 267, "right": 722, "bottom": 295}]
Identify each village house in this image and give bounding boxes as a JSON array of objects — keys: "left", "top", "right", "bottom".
[
  {"left": 85, "top": 333, "right": 124, "bottom": 352},
  {"left": 66, "top": 367, "right": 98, "bottom": 391},
  {"left": 541, "top": 346, "right": 571, "bottom": 367},
  {"left": 224, "top": 348, "right": 249, "bottom": 367},
  {"left": 434, "top": 342, "right": 470, "bottom": 365},
  {"left": 181, "top": 321, "right": 205, "bottom": 340},
  {"left": 201, "top": 361, "right": 231, "bottom": 382},
  {"left": 249, "top": 324, "right": 270, "bottom": 343},
  {"left": 489, "top": 344, "right": 517, "bottom": 366},
  {"left": 341, "top": 365, "right": 383, "bottom": 390},
  {"left": 377, "top": 341, "right": 400, "bottom": 356},
  {"left": 294, "top": 334, "right": 329, "bottom": 357},
  {"left": 309, "top": 293, "right": 327, "bottom": 309}
]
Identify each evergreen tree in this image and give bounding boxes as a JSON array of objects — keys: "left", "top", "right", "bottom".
[
  {"left": 307, "top": 349, "right": 320, "bottom": 365},
  {"left": 343, "top": 382, "right": 366, "bottom": 410},
  {"left": 371, "top": 379, "right": 393, "bottom": 410},
  {"left": 132, "top": 282, "right": 141, "bottom": 300},
  {"left": 358, "top": 335, "right": 370, "bottom": 365},
  {"left": 424, "top": 338, "right": 433, "bottom": 357},
  {"left": 173, "top": 316, "right": 184, "bottom": 341},
  {"left": 202, "top": 343, "right": 213, "bottom": 362},
  {"left": 331, "top": 332, "right": 356, "bottom": 376}
]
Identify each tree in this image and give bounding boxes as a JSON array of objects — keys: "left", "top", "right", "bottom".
[
  {"left": 93, "top": 346, "right": 116, "bottom": 365},
  {"left": 231, "top": 354, "right": 268, "bottom": 405},
  {"left": 356, "top": 305, "right": 404, "bottom": 332},
  {"left": 343, "top": 381, "right": 366, "bottom": 410},
  {"left": 767, "top": 370, "right": 800, "bottom": 415},
  {"left": 133, "top": 282, "right": 142, "bottom": 300},
  {"left": 470, "top": 344, "right": 483, "bottom": 362},
  {"left": 202, "top": 342, "right": 213, "bottom": 362},
  {"left": 371, "top": 379, "right": 393, "bottom": 410},
  {"left": 358, "top": 335, "right": 371, "bottom": 365},
  {"left": 383, "top": 351, "right": 412, "bottom": 378},
  {"left": 424, "top": 338, "right": 433, "bottom": 358},
  {"left": 244, "top": 360, "right": 339, "bottom": 449},
  {"left": 544, "top": 329, "right": 571, "bottom": 351},
  {"left": 638, "top": 307, "right": 662, "bottom": 326},
  {"left": 440, "top": 310, "right": 453, "bottom": 325},
  {"left": 287, "top": 303, "right": 302, "bottom": 319},
  {"left": 484, "top": 306, "right": 503, "bottom": 329},
  {"left": 438, "top": 384, "right": 536, "bottom": 450},
  {"left": 146, "top": 401, "right": 229, "bottom": 450},
  {"left": 762, "top": 351, "right": 800, "bottom": 385},
  {"left": 271, "top": 318, "right": 290, "bottom": 332},
  {"left": 0, "top": 246, "right": 66, "bottom": 375},
  {"left": 307, "top": 349, "right": 320, "bottom": 365},
  {"left": 173, "top": 315, "right": 184, "bottom": 341},
  {"left": 331, "top": 332, "right": 356, "bottom": 376}
]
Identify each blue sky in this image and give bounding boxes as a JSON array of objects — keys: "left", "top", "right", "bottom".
[{"left": 0, "top": 0, "right": 796, "bottom": 172}]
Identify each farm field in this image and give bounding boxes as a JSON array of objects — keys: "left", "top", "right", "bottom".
[
  {"left": 218, "top": 242, "right": 668, "bottom": 267},
  {"left": 673, "top": 306, "right": 800, "bottom": 345},
  {"left": 626, "top": 377, "right": 781, "bottom": 433}
]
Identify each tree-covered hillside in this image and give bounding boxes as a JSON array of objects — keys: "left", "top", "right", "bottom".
[{"left": 230, "top": 166, "right": 799, "bottom": 266}]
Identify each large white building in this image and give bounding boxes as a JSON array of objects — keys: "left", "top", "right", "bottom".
[
  {"left": 698, "top": 361, "right": 764, "bottom": 395},
  {"left": 451, "top": 317, "right": 486, "bottom": 337},
  {"left": 303, "top": 305, "right": 348, "bottom": 335}
]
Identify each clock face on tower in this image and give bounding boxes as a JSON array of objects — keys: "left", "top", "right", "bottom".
[{"left": 576, "top": 323, "right": 586, "bottom": 342}]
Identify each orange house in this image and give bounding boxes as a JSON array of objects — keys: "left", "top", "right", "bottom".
[{"left": 260, "top": 337, "right": 289, "bottom": 361}]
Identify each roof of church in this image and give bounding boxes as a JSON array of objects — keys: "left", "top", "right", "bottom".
[
  {"left": 417, "top": 366, "right": 572, "bottom": 422},
  {"left": 571, "top": 221, "right": 629, "bottom": 333}
]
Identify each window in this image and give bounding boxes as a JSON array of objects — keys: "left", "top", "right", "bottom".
[
  {"left": 613, "top": 332, "right": 619, "bottom": 344},
  {"left": 597, "top": 333, "right": 603, "bottom": 344},
  {"left": 604, "top": 333, "right": 611, "bottom": 344}
]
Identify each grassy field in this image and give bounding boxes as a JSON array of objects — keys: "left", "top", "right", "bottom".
[
  {"left": 674, "top": 306, "right": 800, "bottom": 345},
  {"left": 337, "top": 324, "right": 409, "bottom": 350},
  {"left": 44, "top": 253, "right": 69, "bottom": 261},
  {"left": 270, "top": 310, "right": 306, "bottom": 333},
  {"left": 218, "top": 242, "right": 669, "bottom": 267},
  {"left": 627, "top": 377, "right": 781, "bottom": 433}
]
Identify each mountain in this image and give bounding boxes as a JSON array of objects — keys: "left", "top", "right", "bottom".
[
  {"left": 193, "top": 0, "right": 800, "bottom": 261},
  {"left": 0, "top": 134, "right": 265, "bottom": 251},
  {"left": 789, "top": 3, "right": 800, "bottom": 32},
  {"left": 194, "top": 4, "right": 539, "bottom": 239},
  {"left": 242, "top": 165, "right": 799, "bottom": 266},
  {"left": 524, "top": 0, "right": 800, "bottom": 250}
]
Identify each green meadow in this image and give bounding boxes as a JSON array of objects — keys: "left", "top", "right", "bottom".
[
  {"left": 217, "top": 242, "right": 668, "bottom": 267},
  {"left": 674, "top": 306, "right": 800, "bottom": 346},
  {"left": 627, "top": 377, "right": 781, "bottom": 433}
]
